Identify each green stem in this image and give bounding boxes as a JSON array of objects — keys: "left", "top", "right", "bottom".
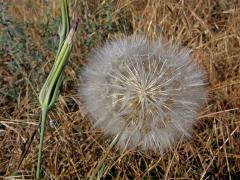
[
  {"left": 89, "top": 132, "right": 122, "bottom": 180},
  {"left": 58, "top": 0, "right": 69, "bottom": 54},
  {"left": 36, "top": 107, "right": 48, "bottom": 180}
]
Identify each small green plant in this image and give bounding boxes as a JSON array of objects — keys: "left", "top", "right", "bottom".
[
  {"left": 0, "top": 1, "right": 58, "bottom": 105},
  {"left": 37, "top": 0, "right": 79, "bottom": 179}
]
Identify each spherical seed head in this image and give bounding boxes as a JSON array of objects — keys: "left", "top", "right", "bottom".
[{"left": 79, "top": 35, "right": 206, "bottom": 153}]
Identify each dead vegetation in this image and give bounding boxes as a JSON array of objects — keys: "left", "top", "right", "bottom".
[{"left": 0, "top": 0, "right": 240, "bottom": 179}]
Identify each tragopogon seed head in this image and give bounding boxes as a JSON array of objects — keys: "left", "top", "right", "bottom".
[{"left": 79, "top": 35, "right": 206, "bottom": 153}]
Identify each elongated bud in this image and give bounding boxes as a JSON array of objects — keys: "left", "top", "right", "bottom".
[{"left": 39, "top": 17, "right": 79, "bottom": 110}]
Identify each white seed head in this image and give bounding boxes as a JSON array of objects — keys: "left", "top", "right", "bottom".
[{"left": 79, "top": 35, "right": 206, "bottom": 153}]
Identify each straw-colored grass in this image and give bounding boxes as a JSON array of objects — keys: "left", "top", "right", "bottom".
[{"left": 0, "top": 0, "right": 239, "bottom": 179}]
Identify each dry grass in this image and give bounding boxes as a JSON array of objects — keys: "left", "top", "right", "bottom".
[{"left": 0, "top": 0, "right": 240, "bottom": 179}]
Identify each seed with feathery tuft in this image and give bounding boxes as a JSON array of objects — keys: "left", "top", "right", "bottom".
[{"left": 79, "top": 35, "right": 206, "bottom": 153}]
